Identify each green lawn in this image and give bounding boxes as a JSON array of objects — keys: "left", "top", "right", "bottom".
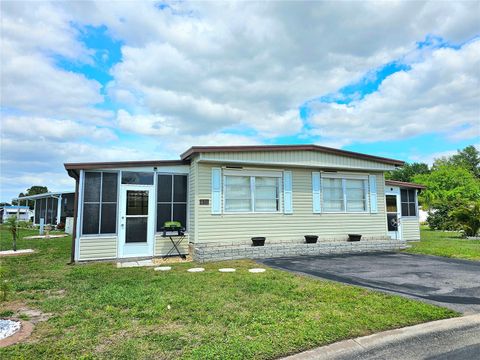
[
  {"left": 405, "top": 226, "right": 480, "bottom": 261},
  {"left": 0, "top": 227, "right": 457, "bottom": 359}
]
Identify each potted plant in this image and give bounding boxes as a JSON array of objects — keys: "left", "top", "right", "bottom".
[
  {"left": 348, "top": 234, "right": 362, "bottom": 242},
  {"left": 251, "top": 237, "right": 266, "bottom": 246},
  {"left": 304, "top": 235, "right": 318, "bottom": 243}
]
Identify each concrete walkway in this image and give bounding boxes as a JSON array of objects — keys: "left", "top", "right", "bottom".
[{"left": 282, "top": 314, "right": 480, "bottom": 360}]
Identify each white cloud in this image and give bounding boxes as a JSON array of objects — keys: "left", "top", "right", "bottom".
[
  {"left": 308, "top": 40, "right": 480, "bottom": 143},
  {"left": 2, "top": 115, "right": 117, "bottom": 142},
  {"left": 1, "top": 0, "right": 480, "bottom": 201}
]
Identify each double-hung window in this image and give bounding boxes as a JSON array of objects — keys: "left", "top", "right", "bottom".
[
  {"left": 224, "top": 174, "right": 280, "bottom": 213},
  {"left": 401, "top": 189, "right": 417, "bottom": 216},
  {"left": 322, "top": 176, "right": 368, "bottom": 213},
  {"left": 82, "top": 171, "right": 118, "bottom": 235},
  {"left": 345, "top": 179, "right": 367, "bottom": 212}
]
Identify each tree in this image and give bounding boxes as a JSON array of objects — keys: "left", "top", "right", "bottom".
[
  {"left": 14, "top": 186, "right": 48, "bottom": 207},
  {"left": 433, "top": 145, "right": 480, "bottom": 178},
  {"left": 5, "top": 216, "right": 18, "bottom": 252},
  {"left": 414, "top": 164, "right": 480, "bottom": 231},
  {"left": 386, "top": 162, "right": 430, "bottom": 182}
]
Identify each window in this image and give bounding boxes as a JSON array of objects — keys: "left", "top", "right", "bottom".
[
  {"left": 322, "top": 176, "right": 368, "bottom": 213},
  {"left": 121, "top": 171, "right": 154, "bottom": 185},
  {"left": 82, "top": 172, "right": 118, "bottom": 235},
  {"left": 323, "top": 178, "right": 344, "bottom": 212},
  {"left": 401, "top": 189, "right": 417, "bottom": 217},
  {"left": 156, "top": 174, "right": 187, "bottom": 231},
  {"left": 224, "top": 175, "right": 280, "bottom": 213},
  {"left": 345, "top": 179, "right": 367, "bottom": 212}
]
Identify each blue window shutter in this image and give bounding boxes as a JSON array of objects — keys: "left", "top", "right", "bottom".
[
  {"left": 369, "top": 175, "right": 378, "bottom": 213},
  {"left": 312, "top": 172, "right": 321, "bottom": 213},
  {"left": 283, "top": 171, "right": 293, "bottom": 214},
  {"left": 211, "top": 168, "right": 222, "bottom": 214}
]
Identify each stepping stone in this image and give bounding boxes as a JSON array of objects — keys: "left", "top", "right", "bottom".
[
  {"left": 219, "top": 268, "right": 236, "bottom": 272},
  {"left": 249, "top": 268, "right": 266, "bottom": 273},
  {"left": 154, "top": 266, "right": 172, "bottom": 271},
  {"left": 187, "top": 267, "right": 205, "bottom": 272},
  {"left": 0, "top": 249, "right": 34, "bottom": 257}
]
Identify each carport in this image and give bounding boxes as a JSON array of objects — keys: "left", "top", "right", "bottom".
[{"left": 14, "top": 191, "right": 75, "bottom": 225}]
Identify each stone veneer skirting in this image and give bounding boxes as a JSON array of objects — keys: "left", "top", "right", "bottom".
[{"left": 192, "top": 237, "right": 408, "bottom": 262}]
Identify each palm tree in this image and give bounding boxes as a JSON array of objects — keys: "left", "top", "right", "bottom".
[{"left": 451, "top": 202, "right": 480, "bottom": 237}]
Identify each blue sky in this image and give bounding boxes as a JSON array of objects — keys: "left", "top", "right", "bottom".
[{"left": 1, "top": 1, "right": 479, "bottom": 201}]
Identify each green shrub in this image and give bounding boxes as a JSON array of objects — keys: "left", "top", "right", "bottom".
[{"left": 450, "top": 201, "right": 480, "bottom": 237}]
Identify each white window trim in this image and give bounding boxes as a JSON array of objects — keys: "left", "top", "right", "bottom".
[
  {"left": 400, "top": 188, "right": 419, "bottom": 218},
  {"left": 154, "top": 172, "right": 189, "bottom": 233},
  {"left": 321, "top": 175, "right": 369, "bottom": 214},
  {"left": 222, "top": 172, "right": 283, "bottom": 214},
  {"left": 81, "top": 170, "right": 120, "bottom": 237}
]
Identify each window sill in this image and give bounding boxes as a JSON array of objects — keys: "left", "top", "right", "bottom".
[{"left": 221, "top": 211, "right": 282, "bottom": 215}]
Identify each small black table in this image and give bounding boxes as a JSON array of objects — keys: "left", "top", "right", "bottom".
[{"left": 160, "top": 227, "right": 187, "bottom": 259}]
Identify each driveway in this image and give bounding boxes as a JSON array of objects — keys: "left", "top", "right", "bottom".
[{"left": 258, "top": 252, "right": 480, "bottom": 314}]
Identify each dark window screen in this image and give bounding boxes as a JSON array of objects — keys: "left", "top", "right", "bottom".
[
  {"left": 102, "top": 173, "right": 118, "bottom": 202},
  {"left": 400, "top": 189, "right": 417, "bottom": 216},
  {"left": 82, "top": 172, "right": 118, "bottom": 235},
  {"left": 157, "top": 175, "right": 172, "bottom": 202},
  {"left": 35, "top": 200, "right": 41, "bottom": 223},
  {"left": 126, "top": 217, "right": 148, "bottom": 243},
  {"left": 156, "top": 174, "right": 187, "bottom": 231},
  {"left": 83, "top": 204, "right": 100, "bottom": 234},
  {"left": 173, "top": 175, "right": 187, "bottom": 202},
  {"left": 84, "top": 172, "right": 101, "bottom": 202},
  {"left": 101, "top": 203, "right": 117, "bottom": 233}
]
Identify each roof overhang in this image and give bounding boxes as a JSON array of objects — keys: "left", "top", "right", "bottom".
[
  {"left": 13, "top": 191, "right": 75, "bottom": 201},
  {"left": 64, "top": 159, "right": 188, "bottom": 173},
  {"left": 180, "top": 145, "right": 405, "bottom": 166},
  {"left": 385, "top": 180, "right": 426, "bottom": 190}
]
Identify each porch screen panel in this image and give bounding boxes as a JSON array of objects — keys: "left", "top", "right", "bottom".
[
  {"left": 400, "top": 189, "right": 417, "bottom": 217},
  {"left": 51, "top": 198, "right": 58, "bottom": 224},
  {"left": 34, "top": 200, "right": 41, "bottom": 223},
  {"left": 82, "top": 172, "right": 118, "bottom": 235},
  {"left": 156, "top": 174, "right": 187, "bottom": 231}
]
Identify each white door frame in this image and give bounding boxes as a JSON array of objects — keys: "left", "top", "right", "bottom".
[
  {"left": 118, "top": 184, "right": 155, "bottom": 258},
  {"left": 385, "top": 187, "right": 402, "bottom": 240}
]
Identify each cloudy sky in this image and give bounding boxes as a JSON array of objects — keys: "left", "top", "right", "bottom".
[{"left": 1, "top": 1, "right": 479, "bottom": 201}]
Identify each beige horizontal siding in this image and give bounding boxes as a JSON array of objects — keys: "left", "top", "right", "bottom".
[
  {"left": 199, "top": 150, "right": 395, "bottom": 171},
  {"left": 154, "top": 235, "right": 189, "bottom": 255},
  {"left": 402, "top": 218, "right": 421, "bottom": 241},
  {"left": 195, "top": 163, "right": 388, "bottom": 244},
  {"left": 79, "top": 236, "right": 117, "bottom": 260}
]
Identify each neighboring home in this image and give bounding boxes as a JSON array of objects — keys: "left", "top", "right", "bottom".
[
  {"left": 0, "top": 206, "right": 31, "bottom": 223},
  {"left": 64, "top": 145, "right": 425, "bottom": 263},
  {"left": 13, "top": 191, "right": 75, "bottom": 226}
]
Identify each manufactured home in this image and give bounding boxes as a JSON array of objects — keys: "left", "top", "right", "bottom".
[
  {"left": 0, "top": 206, "right": 31, "bottom": 223},
  {"left": 14, "top": 191, "right": 75, "bottom": 226},
  {"left": 65, "top": 145, "right": 424, "bottom": 263}
]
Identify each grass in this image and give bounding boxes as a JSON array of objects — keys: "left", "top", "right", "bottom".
[
  {"left": 0, "top": 227, "right": 457, "bottom": 359},
  {"left": 405, "top": 226, "right": 480, "bottom": 261}
]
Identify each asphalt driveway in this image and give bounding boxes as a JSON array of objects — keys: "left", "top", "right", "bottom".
[{"left": 258, "top": 253, "right": 480, "bottom": 314}]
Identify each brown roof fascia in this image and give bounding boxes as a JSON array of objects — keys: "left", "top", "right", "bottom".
[
  {"left": 64, "top": 159, "right": 188, "bottom": 171},
  {"left": 180, "top": 145, "right": 405, "bottom": 166},
  {"left": 385, "top": 180, "right": 426, "bottom": 189}
]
